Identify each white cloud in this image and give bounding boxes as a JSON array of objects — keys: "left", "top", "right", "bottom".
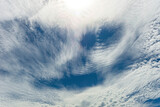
[
  {"left": 0, "top": 0, "right": 45, "bottom": 21},
  {"left": 0, "top": 0, "right": 160, "bottom": 107}
]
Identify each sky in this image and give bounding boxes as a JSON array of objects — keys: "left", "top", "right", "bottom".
[{"left": 0, "top": 0, "right": 160, "bottom": 107}]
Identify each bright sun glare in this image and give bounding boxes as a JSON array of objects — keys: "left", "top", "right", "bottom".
[{"left": 63, "top": 0, "right": 92, "bottom": 13}]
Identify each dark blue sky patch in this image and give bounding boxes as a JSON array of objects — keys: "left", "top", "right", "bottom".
[
  {"left": 63, "top": 52, "right": 90, "bottom": 74},
  {"left": 33, "top": 72, "right": 104, "bottom": 90},
  {"left": 9, "top": 19, "right": 69, "bottom": 67},
  {"left": 17, "top": 20, "right": 67, "bottom": 46},
  {"left": 111, "top": 52, "right": 136, "bottom": 74},
  {"left": 80, "top": 25, "right": 122, "bottom": 50},
  {"left": 80, "top": 31, "right": 96, "bottom": 50},
  {"left": 144, "top": 97, "right": 160, "bottom": 107},
  {"left": 97, "top": 26, "right": 122, "bottom": 46}
]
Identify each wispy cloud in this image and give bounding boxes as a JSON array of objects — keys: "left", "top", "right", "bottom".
[{"left": 0, "top": 0, "right": 160, "bottom": 106}]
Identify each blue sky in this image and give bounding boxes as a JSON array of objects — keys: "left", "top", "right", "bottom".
[{"left": 0, "top": 0, "right": 160, "bottom": 107}]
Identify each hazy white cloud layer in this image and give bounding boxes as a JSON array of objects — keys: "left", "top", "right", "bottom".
[{"left": 0, "top": 0, "right": 160, "bottom": 106}]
